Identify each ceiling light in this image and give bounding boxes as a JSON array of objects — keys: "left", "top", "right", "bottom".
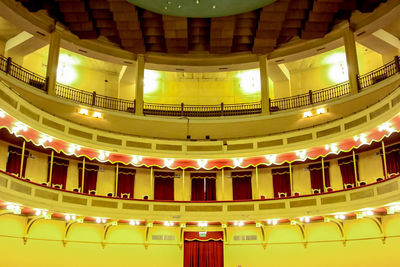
[
  {"left": 78, "top": 108, "right": 89, "bottom": 116},
  {"left": 303, "top": 111, "right": 313, "bottom": 118},
  {"left": 92, "top": 112, "right": 102, "bottom": 119}
]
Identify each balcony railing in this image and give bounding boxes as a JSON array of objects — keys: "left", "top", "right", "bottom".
[
  {"left": 0, "top": 55, "right": 399, "bottom": 116},
  {"left": 358, "top": 58, "right": 399, "bottom": 89},
  {"left": 144, "top": 102, "right": 261, "bottom": 117}
]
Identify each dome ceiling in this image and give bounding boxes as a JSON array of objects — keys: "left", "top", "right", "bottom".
[
  {"left": 17, "top": 0, "right": 386, "bottom": 55},
  {"left": 126, "top": 0, "right": 277, "bottom": 18}
]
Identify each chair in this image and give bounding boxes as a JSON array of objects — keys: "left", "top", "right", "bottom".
[
  {"left": 52, "top": 184, "right": 62, "bottom": 189},
  {"left": 294, "top": 192, "right": 300, "bottom": 196},
  {"left": 278, "top": 192, "right": 287, "bottom": 198},
  {"left": 344, "top": 183, "right": 354, "bottom": 189},
  {"left": 41, "top": 182, "right": 49, "bottom": 186},
  {"left": 260, "top": 195, "right": 266, "bottom": 200},
  {"left": 107, "top": 192, "right": 114, "bottom": 197},
  {"left": 312, "top": 189, "right": 321, "bottom": 194},
  {"left": 143, "top": 195, "right": 149, "bottom": 200},
  {"left": 89, "top": 190, "right": 96, "bottom": 195},
  {"left": 73, "top": 188, "right": 81, "bottom": 192},
  {"left": 121, "top": 193, "right": 130, "bottom": 199},
  {"left": 326, "top": 187, "right": 333, "bottom": 192},
  {"left": 376, "top": 177, "right": 384, "bottom": 182},
  {"left": 359, "top": 181, "right": 367, "bottom": 186}
]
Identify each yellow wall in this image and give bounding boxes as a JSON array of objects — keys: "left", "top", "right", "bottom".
[
  {"left": 1, "top": 214, "right": 400, "bottom": 266},
  {"left": 0, "top": 139, "right": 389, "bottom": 200}
]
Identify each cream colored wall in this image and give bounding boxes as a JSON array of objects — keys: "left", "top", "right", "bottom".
[
  {"left": 292, "top": 164, "right": 312, "bottom": 195},
  {"left": 358, "top": 150, "right": 384, "bottom": 183},
  {"left": 144, "top": 70, "right": 262, "bottom": 105},
  {"left": 25, "top": 151, "right": 47, "bottom": 184},
  {"left": 66, "top": 159, "right": 80, "bottom": 191},
  {"left": 1, "top": 214, "right": 400, "bottom": 266},
  {"left": 258, "top": 167, "right": 273, "bottom": 199},
  {"left": 329, "top": 159, "right": 344, "bottom": 191},
  {"left": 134, "top": 168, "right": 152, "bottom": 199},
  {"left": 0, "top": 140, "right": 8, "bottom": 171},
  {"left": 96, "top": 165, "right": 115, "bottom": 195}
]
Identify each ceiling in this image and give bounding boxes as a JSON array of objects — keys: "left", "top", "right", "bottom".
[{"left": 16, "top": 0, "right": 387, "bottom": 55}]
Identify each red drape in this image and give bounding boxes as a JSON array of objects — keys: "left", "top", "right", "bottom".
[
  {"left": 272, "top": 167, "right": 291, "bottom": 197},
  {"left": 338, "top": 156, "right": 358, "bottom": 187},
  {"left": 117, "top": 167, "right": 135, "bottom": 198},
  {"left": 309, "top": 162, "right": 330, "bottom": 192},
  {"left": 6, "top": 146, "right": 29, "bottom": 177},
  {"left": 232, "top": 171, "right": 252, "bottom": 200},
  {"left": 382, "top": 144, "right": 400, "bottom": 176},
  {"left": 191, "top": 173, "right": 216, "bottom": 201},
  {"left": 184, "top": 232, "right": 223, "bottom": 267},
  {"left": 154, "top": 171, "right": 174, "bottom": 200},
  {"left": 78, "top": 163, "right": 99, "bottom": 193},
  {"left": 48, "top": 157, "right": 69, "bottom": 189}
]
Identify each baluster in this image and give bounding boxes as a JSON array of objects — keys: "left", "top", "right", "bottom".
[
  {"left": 92, "top": 91, "right": 96, "bottom": 106},
  {"left": 181, "top": 103, "right": 184, "bottom": 117},
  {"left": 394, "top": 56, "right": 400, "bottom": 73},
  {"left": 221, "top": 102, "right": 224, "bottom": 116}
]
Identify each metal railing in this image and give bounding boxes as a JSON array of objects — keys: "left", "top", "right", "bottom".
[
  {"left": 269, "top": 81, "right": 350, "bottom": 111},
  {"left": 144, "top": 102, "right": 261, "bottom": 117},
  {"left": 0, "top": 54, "right": 399, "bottom": 116},
  {"left": 55, "top": 83, "right": 136, "bottom": 113},
  {"left": 358, "top": 57, "right": 399, "bottom": 90}
]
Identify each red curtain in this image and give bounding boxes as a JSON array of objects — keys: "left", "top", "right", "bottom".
[
  {"left": 191, "top": 173, "right": 216, "bottom": 201},
  {"left": 184, "top": 232, "right": 223, "bottom": 267},
  {"left": 154, "top": 171, "right": 174, "bottom": 200},
  {"left": 78, "top": 163, "right": 99, "bottom": 193},
  {"left": 117, "top": 167, "right": 135, "bottom": 198},
  {"left": 272, "top": 167, "right": 291, "bottom": 197},
  {"left": 232, "top": 171, "right": 252, "bottom": 200},
  {"left": 6, "top": 146, "right": 29, "bottom": 177},
  {"left": 309, "top": 162, "right": 330, "bottom": 192},
  {"left": 48, "top": 157, "right": 69, "bottom": 189},
  {"left": 338, "top": 156, "right": 358, "bottom": 186},
  {"left": 382, "top": 144, "right": 400, "bottom": 176}
]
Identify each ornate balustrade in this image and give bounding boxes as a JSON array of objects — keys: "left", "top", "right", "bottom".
[{"left": 0, "top": 55, "right": 399, "bottom": 117}]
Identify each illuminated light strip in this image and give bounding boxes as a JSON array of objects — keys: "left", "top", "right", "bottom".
[{"left": 0, "top": 109, "right": 399, "bottom": 169}]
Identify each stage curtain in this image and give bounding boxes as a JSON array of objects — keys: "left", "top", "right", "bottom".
[
  {"left": 272, "top": 167, "right": 291, "bottom": 197},
  {"left": 382, "top": 144, "right": 400, "bottom": 176},
  {"left": 78, "top": 163, "right": 99, "bottom": 193},
  {"left": 231, "top": 171, "right": 252, "bottom": 200},
  {"left": 309, "top": 162, "right": 330, "bottom": 192},
  {"left": 48, "top": 157, "right": 69, "bottom": 189},
  {"left": 117, "top": 167, "right": 136, "bottom": 198},
  {"left": 191, "top": 173, "right": 216, "bottom": 201},
  {"left": 6, "top": 145, "right": 29, "bottom": 177},
  {"left": 154, "top": 171, "right": 174, "bottom": 200},
  {"left": 338, "top": 156, "right": 358, "bottom": 186},
  {"left": 184, "top": 232, "right": 223, "bottom": 267}
]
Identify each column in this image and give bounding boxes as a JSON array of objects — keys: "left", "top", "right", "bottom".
[
  {"left": 259, "top": 55, "right": 270, "bottom": 115},
  {"left": 135, "top": 54, "right": 145, "bottom": 115},
  {"left": 343, "top": 27, "right": 360, "bottom": 95},
  {"left": 46, "top": 30, "right": 61, "bottom": 96}
]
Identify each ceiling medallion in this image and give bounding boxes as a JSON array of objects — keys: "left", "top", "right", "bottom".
[{"left": 127, "top": 0, "right": 277, "bottom": 18}]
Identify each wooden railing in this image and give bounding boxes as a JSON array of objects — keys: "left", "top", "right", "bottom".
[
  {"left": 358, "top": 57, "right": 399, "bottom": 89},
  {"left": 0, "top": 55, "right": 399, "bottom": 116},
  {"left": 143, "top": 102, "right": 261, "bottom": 117}
]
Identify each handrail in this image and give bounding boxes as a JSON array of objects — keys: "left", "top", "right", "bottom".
[
  {"left": 0, "top": 54, "right": 399, "bottom": 117},
  {"left": 358, "top": 58, "right": 399, "bottom": 89}
]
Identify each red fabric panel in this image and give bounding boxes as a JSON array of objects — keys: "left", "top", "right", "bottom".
[
  {"left": 232, "top": 176, "right": 252, "bottom": 200},
  {"left": 383, "top": 144, "right": 400, "bottom": 176},
  {"left": 154, "top": 177, "right": 174, "bottom": 200},
  {"left": 6, "top": 146, "right": 29, "bottom": 177},
  {"left": 338, "top": 156, "right": 357, "bottom": 186},
  {"left": 309, "top": 162, "right": 331, "bottom": 192},
  {"left": 184, "top": 232, "right": 224, "bottom": 267},
  {"left": 184, "top": 241, "right": 223, "bottom": 267},
  {"left": 184, "top": 231, "right": 223, "bottom": 241},
  {"left": 78, "top": 163, "right": 99, "bottom": 193},
  {"left": 48, "top": 157, "right": 69, "bottom": 189},
  {"left": 272, "top": 168, "right": 291, "bottom": 197},
  {"left": 117, "top": 167, "right": 135, "bottom": 197},
  {"left": 191, "top": 177, "right": 216, "bottom": 201}
]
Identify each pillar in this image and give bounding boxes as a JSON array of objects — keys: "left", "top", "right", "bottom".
[
  {"left": 46, "top": 30, "right": 61, "bottom": 96},
  {"left": 135, "top": 54, "right": 145, "bottom": 115},
  {"left": 343, "top": 27, "right": 360, "bottom": 95},
  {"left": 259, "top": 55, "right": 270, "bottom": 115}
]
